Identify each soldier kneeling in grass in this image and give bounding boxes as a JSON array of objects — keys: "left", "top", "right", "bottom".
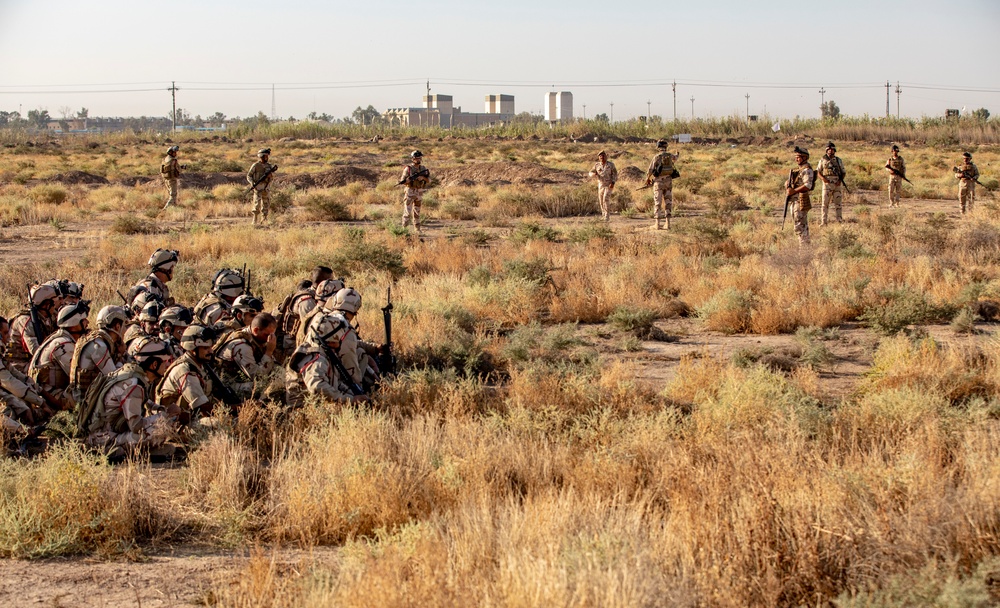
[{"left": 286, "top": 313, "right": 368, "bottom": 408}]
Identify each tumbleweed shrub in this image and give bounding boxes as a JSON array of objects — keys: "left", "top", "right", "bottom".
[
  {"left": 696, "top": 287, "right": 755, "bottom": 333},
  {"left": 860, "top": 335, "right": 994, "bottom": 405},
  {"left": 296, "top": 188, "right": 354, "bottom": 221},
  {"left": 183, "top": 433, "right": 264, "bottom": 543},
  {"left": 0, "top": 443, "right": 173, "bottom": 558},
  {"left": 28, "top": 183, "right": 69, "bottom": 205}
]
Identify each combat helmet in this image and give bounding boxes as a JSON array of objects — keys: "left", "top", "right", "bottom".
[
  {"left": 656, "top": 139, "right": 668, "bottom": 149},
  {"left": 231, "top": 295, "right": 264, "bottom": 314},
  {"left": 330, "top": 288, "right": 362, "bottom": 315},
  {"left": 212, "top": 269, "right": 245, "bottom": 298},
  {"left": 129, "top": 337, "right": 175, "bottom": 368},
  {"left": 148, "top": 249, "right": 180, "bottom": 272},
  {"left": 167, "top": 145, "right": 179, "bottom": 155},
  {"left": 29, "top": 283, "right": 60, "bottom": 306},
  {"left": 57, "top": 301, "right": 91, "bottom": 329},
  {"left": 257, "top": 148, "right": 271, "bottom": 158},
  {"left": 410, "top": 150, "right": 423, "bottom": 158},
  {"left": 180, "top": 325, "right": 217, "bottom": 352},
  {"left": 310, "top": 314, "right": 349, "bottom": 345},
  {"left": 314, "top": 278, "right": 346, "bottom": 303},
  {"left": 96, "top": 305, "right": 129, "bottom": 331},
  {"left": 160, "top": 306, "right": 193, "bottom": 330}
]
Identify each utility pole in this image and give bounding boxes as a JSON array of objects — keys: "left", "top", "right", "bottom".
[
  {"left": 582, "top": 104, "right": 586, "bottom": 120},
  {"left": 168, "top": 81, "right": 178, "bottom": 132},
  {"left": 895, "top": 81, "right": 901, "bottom": 118},
  {"left": 647, "top": 100, "right": 651, "bottom": 121},
  {"left": 819, "top": 87, "right": 826, "bottom": 116},
  {"left": 690, "top": 96, "right": 695, "bottom": 119},
  {"left": 610, "top": 102, "right": 614, "bottom": 123},
  {"left": 885, "top": 80, "right": 890, "bottom": 118},
  {"left": 271, "top": 84, "right": 276, "bottom": 121},
  {"left": 672, "top": 80, "right": 677, "bottom": 122},
  {"left": 745, "top": 93, "right": 750, "bottom": 121}
]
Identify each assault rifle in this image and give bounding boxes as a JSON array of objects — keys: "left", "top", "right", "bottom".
[
  {"left": 378, "top": 287, "right": 396, "bottom": 377},
  {"left": 954, "top": 167, "right": 986, "bottom": 188},
  {"left": 240, "top": 264, "right": 255, "bottom": 298},
  {"left": 397, "top": 167, "right": 430, "bottom": 187},
  {"left": 885, "top": 163, "right": 912, "bottom": 184},
  {"left": 244, "top": 164, "right": 278, "bottom": 197},
  {"left": 830, "top": 161, "right": 851, "bottom": 194},
  {"left": 203, "top": 360, "right": 242, "bottom": 411},
  {"left": 781, "top": 168, "right": 796, "bottom": 230},
  {"left": 318, "top": 340, "right": 366, "bottom": 397},
  {"left": 27, "top": 286, "right": 45, "bottom": 349}
]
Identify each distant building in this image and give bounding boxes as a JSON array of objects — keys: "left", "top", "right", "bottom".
[
  {"left": 384, "top": 92, "right": 515, "bottom": 128},
  {"left": 545, "top": 91, "right": 573, "bottom": 123}
]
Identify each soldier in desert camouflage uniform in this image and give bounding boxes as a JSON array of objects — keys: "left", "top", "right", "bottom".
[
  {"left": 589, "top": 151, "right": 618, "bottom": 221},
  {"left": 28, "top": 301, "right": 91, "bottom": 413},
  {"left": 161, "top": 146, "right": 181, "bottom": 209},
  {"left": 247, "top": 148, "right": 276, "bottom": 226},
  {"left": 785, "top": 146, "right": 815, "bottom": 246},
  {"left": 885, "top": 144, "right": 906, "bottom": 207},
  {"left": 645, "top": 140, "right": 678, "bottom": 230},
  {"left": 955, "top": 152, "right": 980, "bottom": 214},
  {"left": 399, "top": 150, "right": 430, "bottom": 232},
  {"left": 214, "top": 313, "right": 278, "bottom": 399},
  {"left": 156, "top": 325, "right": 218, "bottom": 425},
  {"left": 815, "top": 142, "right": 846, "bottom": 225},
  {"left": 7, "top": 283, "right": 61, "bottom": 374}
]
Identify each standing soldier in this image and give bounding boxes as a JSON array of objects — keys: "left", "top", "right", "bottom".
[
  {"left": 28, "top": 301, "right": 91, "bottom": 412},
  {"left": 130, "top": 249, "right": 179, "bottom": 308},
  {"left": 785, "top": 146, "right": 815, "bottom": 245},
  {"left": 645, "top": 140, "right": 678, "bottom": 230},
  {"left": 7, "top": 283, "right": 61, "bottom": 373},
  {"left": 589, "top": 151, "right": 618, "bottom": 222},
  {"left": 399, "top": 150, "right": 430, "bottom": 232},
  {"left": 815, "top": 142, "right": 846, "bottom": 225},
  {"left": 954, "top": 152, "right": 980, "bottom": 215},
  {"left": 247, "top": 148, "right": 276, "bottom": 226},
  {"left": 161, "top": 145, "right": 181, "bottom": 209},
  {"left": 885, "top": 144, "right": 906, "bottom": 207}
]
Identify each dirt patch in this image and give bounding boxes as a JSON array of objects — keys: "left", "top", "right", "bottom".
[
  {"left": 620, "top": 165, "right": 646, "bottom": 181},
  {"left": 438, "top": 161, "right": 582, "bottom": 187},
  {"left": 275, "top": 166, "right": 379, "bottom": 189},
  {"left": 43, "top": 171, "right": 109, "bottom": 185}
]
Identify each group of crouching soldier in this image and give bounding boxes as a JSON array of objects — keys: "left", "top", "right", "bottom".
[{"left": 2, "top": 249, "right": 390, "bottom": 460}]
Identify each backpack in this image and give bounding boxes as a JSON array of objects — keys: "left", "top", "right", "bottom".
[{"left": 77, "top": 363, "right": 147, "bottom": 438}]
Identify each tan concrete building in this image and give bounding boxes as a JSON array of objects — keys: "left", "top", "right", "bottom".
[{"left": 385, "top": 93, "right": 515, "bottom": 129}]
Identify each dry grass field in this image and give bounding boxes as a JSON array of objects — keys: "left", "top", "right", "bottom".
[{"left": 1, "top": 131, "right": 999, "bottom": 607}]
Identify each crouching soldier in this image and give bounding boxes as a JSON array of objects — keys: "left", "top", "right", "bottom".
[
  {"left": 156, "top": 325, "right": 218, "bottom": 425},
  {"left": 159, "top": 305, "right": 193, "bottom": 357},
  {"left": 286, "top": 314, "right": 368, "bottom": 408},
  {"left": 219, "top": 295, "right": 264, "bottom": 333},
  {"left": 7, "top": 283, "right": 61, "bottom": 373},
  {"left": 1, "top": 318, "right": 48, "bottom": 427},
  {"left": 82, "top": 337, "right": 176, "bottom": 460},
  {"left": 214, "top": 313, "right": 278, "bottom": 399},
  {"left": 194, "top": 269, "right": 246, "bottom": 327},
  {"left": 328, "top": 288, "right": 381, "bottom": 392},
  {"left": 28, "top": 301, "right": 91, "bottom": 413}
]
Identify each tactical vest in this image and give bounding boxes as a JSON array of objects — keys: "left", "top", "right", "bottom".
[
  {"left": 652, "top": 152, "right": 675, "bottom": 178},
  {"left": 887, "top": 156, "right": 904, "bottom": 172},
  {"left": 7, "top": 312, "right": 35, "bottom": 365},
  {"left": 277, "top": 289, "right": 315, "bottom": 336},
  {"left": 295, "top": 305, "right": 326, "bottom": 347},
  {"left": 194, "top": 291, "right": 231, "bottom": 324},
  {"left": 79, "top": 363, "right": 148, "bottom": 437},
  {"left": 161, "top": 156, "right": 179, "bottom": 179},
  {"left": 792, "top": 163, "right": 816, "bottom": 191},
  {"left": 28, "top": 329, "right": 74, "bottom": 391},
  {"left": 819, "top": 156, "right": 843, "bottom": 179},
  {"left": 69, "top": 329, "right": 118, "bottom": 401},
  {"left": 213, "top": 328, "right": 265, "bottom": 383},
  {"left": 406, "top": 164, "right": 430, "bottom": 189},
  {"left": 156, "top": 353, "right": 212, "bottom": 412}
]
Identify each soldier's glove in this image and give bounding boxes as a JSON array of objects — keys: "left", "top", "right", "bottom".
[{"left": 271, "top": 165, "right": 279, "bottom": 172}]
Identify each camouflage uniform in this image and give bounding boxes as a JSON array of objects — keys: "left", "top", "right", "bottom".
[
  {"left": 815, "top": 152, "right": 845, "bottom": 224},
  {"left": 285, "top": 345, "right": 353, "bottom": 408},
  {"left": 194, "top": 292, "right": 233, "bottom": 327},
  {"left": 400, "top": 163, "right": 430, "bottom": 230},
  {"left": 590, "top": 157, "right": 618, "bottom": 221},
  {"left": 7, "top": 312, "right": 55, "bottom": 374},
  {"left": 247, "top": 158, "right": 275, "bottom": 225},
  {"left": 0, "top": 355, "right": 45, "bottom": 429},
  {"left": 275, "top": 287, "right": 316, "bottom": 353},
  {"left": 214, "top": 328, "right": 276, "bottom": 398},
  {"left": 886, "top": 153, "right": 906, "bottom": 207},
  {"left": 955, "top": 159, "right": 980, "bottom": 214},
  {"left": 787, "top": 160, "right": 815, "bottom": 245},
  {"left": 27, "top": 329, "right": 77, "bottom": 410},
  {"left": 329, "top": 312, "right": 372, "bottom": 388},
  {"left": 84, "top": 364, "right": 170, "bottom": 458},
  {"left": 156, "top": 352, "right": 214, "bottom": 420},
  {"left": 68, "top": 329, "right": 122, "bottom": 402},
  {"left": 132, "top": 273, "right": 173, "bottom": 307},
  {"left": 646, "top": 150, "right": 677, "bottom": 229},
  {"left": 161, "top": 153, "right": 181, "bottom": 208}
]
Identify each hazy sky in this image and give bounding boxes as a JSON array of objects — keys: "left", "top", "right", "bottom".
[{"left": 1, "top": 0, "right": 998, "bottom": 122}]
